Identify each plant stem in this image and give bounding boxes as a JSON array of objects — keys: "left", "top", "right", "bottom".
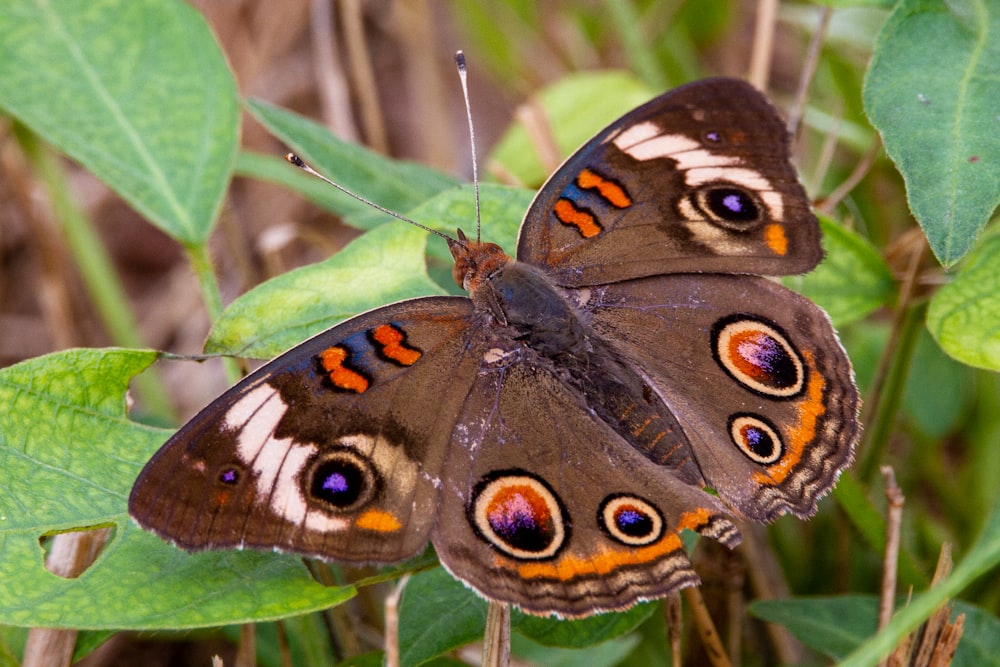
[
  {"left": 841, "top": 503, "right": 1000, "bottom": 667},
  {"left": 16, "top": 126, "right": 175, "bottom": 422},
  {"left": 857, "top": 302, "right": 926, "bottom": 481},
  {"left": 604, "top": 0, "right": 666, "bottom": 89}
]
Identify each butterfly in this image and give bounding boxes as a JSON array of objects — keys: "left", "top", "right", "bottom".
[{"left": 130, "top": 77, "right": 859, "bottom": 618}]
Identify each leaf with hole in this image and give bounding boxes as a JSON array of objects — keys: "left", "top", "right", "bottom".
[{"left": 0, "top": 348, "right": 355, "bottom": 629}]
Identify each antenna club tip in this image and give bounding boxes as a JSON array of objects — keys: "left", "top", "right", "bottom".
[
  {"left": 285, "top": 153, "right": 306, "bottom": 168},
  {"left": 455, "top": 51, "right": 466, "bottom": 69}
]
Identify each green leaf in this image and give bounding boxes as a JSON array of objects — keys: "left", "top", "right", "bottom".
[
  {"left": 406, "top": 183, "right": 534, "bottom": 266},
  {"left": 510, "top": 632, "right": 641, "bottom": 667},
  {"left": 902, "top": 329, "right": 977, "bottom": 437},
  {"left": 782, "top": 216, "right": 895, "bottom": 326},
  {"left": 957, "top": 601, "right": 1000, "bottom": 667},
  {"left": 0, "top": 625, "right": 26, "bottom": 666},
  {"left": 245, "top": 98, "right": 459, "bottom": 228},
  {"left": 225, "top": 615, "right": 336, "bottom": 667},
  {"left": 0, "top": 348, "right": 354, "bottom": 629},
  {"left": 863, "top": 0, "right": 1000, "bottom": 267},
  {"left": 206, "top": 223, "right": 447, "bottom": 359},
  {"left": 0, "top": 0, "right": 238, "bottom": 245},
  {"left": 234, "top": 150, "right": 397, "bottom": 231},
  {"left": 512, "top": 603, "right": 654, "bottom": 648},
  {"left": 927, "top": 226, "right": 1000, "bottom": 370},
  {"left": 205, "top": 184, "right": 535, "bottom": 359},
  {"left": 750, "top": 594, "right": 877, "bottom": 660},
  {"left": 0, "top": 348, "right": 163, "bottom": 529},
  {"left": 396, "top": 567, "right": 654, "bottom": 665},
  {"left": 71, "top": 630, "right": 116, "bottom": 663},
  {"left": 398, "top": 567, "right": 488, "bottom": 667},
  {"left": 813, "top": 0, "right": 896, "bottom": 7},
  {"left": 488, "top": 71, "right": 654, "bottom": 187},
  {"left": 18, "top": 526, "right": 355, "bottom": 630},
  {"left": 334, "top": 652, "right": 386, "bottom": 667}
]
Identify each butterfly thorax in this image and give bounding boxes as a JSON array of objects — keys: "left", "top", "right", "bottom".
[
  {"left": 450, "top": 236, "right": 702, "bottom": 481},
  {"left": 489, "top": 261, "right": 593, "bottom": 361},
  {"left": 451, "top": 235, "right": 589, "bottom": 360}
]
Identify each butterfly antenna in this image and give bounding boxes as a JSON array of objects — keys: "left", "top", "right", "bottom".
[
  {"left": 284, "top": 153, "right": 452, "bottom": 241},
  {"left": 455, "top": 51, "right": 482, "bottom": 243}
]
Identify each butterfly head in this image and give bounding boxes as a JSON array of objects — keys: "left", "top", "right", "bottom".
[{"left": 448, "top": 228, "right": 511, "bottom": 292}]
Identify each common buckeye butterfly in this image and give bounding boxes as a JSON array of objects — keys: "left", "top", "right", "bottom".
[{"left": 130, "top": 78, "right": 859, "bottom": 617}]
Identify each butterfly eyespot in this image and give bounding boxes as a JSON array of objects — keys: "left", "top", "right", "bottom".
[
  {"left": 693, "top": 185, "right": 763, "bottom": 229},
  {"left": 469, "top": 470, "right": 568, "bottom": 561},
  {"left": 703, "top": 130, "right": 722, "bottom": 143},
  {"left": 729, "top": 414, "right": 784, "bottom": 465},
  {"left": 712, "top": 315, "right": 805, "bottom": 398},
  {"left": 306, "top": 449, "right": 379, "bottom": 512},
  {"left": 599, "top": 494, "right": 664, "bottom": 546},
  {"left": 218, "top": 466, "right": 241, "bottom": 485}
]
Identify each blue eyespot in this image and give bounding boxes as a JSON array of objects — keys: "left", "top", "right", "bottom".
[
  {"left": 705, "top": 187, "right": 759, "bottom": 223},
  {"left": 599, "top": 494, "right": 664, "bottom": 546}
]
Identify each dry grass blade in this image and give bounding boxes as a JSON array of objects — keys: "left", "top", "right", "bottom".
[
  {"left": 887, "top": 545, "right": 965, "bottom": 667},
  {"left": 741, "top": 523, "right": 805, "bottom": 664},
  {"left": 384, "top": 574, "right": 409, "bottom": 667},
  {"left": 787, "top": 6, "right": 832, "bottom": 137},
  {"left": 879, "top": 466, "right": 906, "bottom": 635},
  {"left": 748, "top": 0, "right": 778, "bottom": 90},
  {"left": 23, "top": 529, "right": 111, "bottom": 667},
  {"left": 482, "top": 601, "right": 510, "bottom": 667},
  {"left": 666, "top": 591, "right": 683, "bottom": 667}
]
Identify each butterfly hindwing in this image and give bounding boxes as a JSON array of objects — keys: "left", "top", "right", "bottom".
[
  {"left": 584, "top": 273, "right": 858, "bottom": 522},
  {"left": 431, "top": 343, "right": 740, "bottom": 617}
]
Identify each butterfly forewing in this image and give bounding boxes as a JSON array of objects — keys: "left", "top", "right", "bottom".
[
  {"left": 517, "top": 78, "right": 821, "bottom": 287},
  {"left": 129, "top": 297, "right": 480, "bottom": 564}
]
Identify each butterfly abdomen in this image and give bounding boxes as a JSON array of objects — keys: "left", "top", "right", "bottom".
[{"left": 480, "top": 260, "right": 706, "bottom": 486}]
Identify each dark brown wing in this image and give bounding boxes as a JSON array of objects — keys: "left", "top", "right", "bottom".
[
  {"left": 129, "top": 296, "right": 480, "bottom": 564},
  {"left": 517, "top": 78, "right": 820, "bottom": 287},
  {"left": 585, "top": 273, "right": 859, "bottom": 522},
  {"left": 431, "top": 339, "right": 740, "bottom": 617}
]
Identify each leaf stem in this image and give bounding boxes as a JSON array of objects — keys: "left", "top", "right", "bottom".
[{"left": 184, "top": 243, "right": 241, "bottom": 383}]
